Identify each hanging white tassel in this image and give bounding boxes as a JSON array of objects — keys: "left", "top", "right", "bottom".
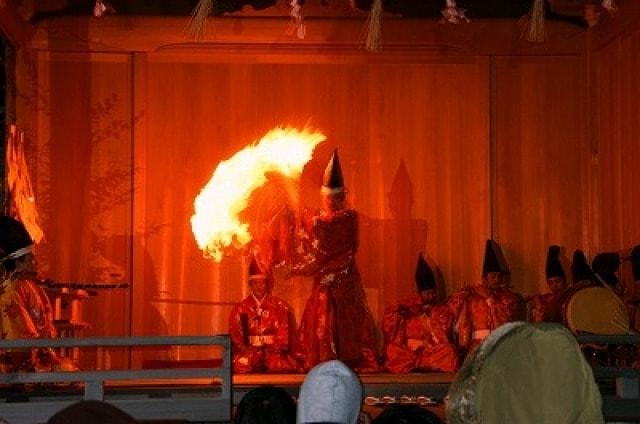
[
  {"left": 287, "top": 0, "right": 307, "bottom": 40},
  {"left": 364, "top": 0, "right": 383, "bottom": 52},
  {"left": 440, "top": 0, "right": 470, "bottom": 24},
  {"left": 94, "top": 0, "right": 107, "bottom": 17},
  {"left": 188, "top": 0, "right": 214, "bottom": 40},
  {"left": 522, "top": 0, "right": 545, "bottom": 43},
  {"left": 94, "top": 0, "right": 115, "bottom": 17},
  {"left": 601, "top": 0, "right": 617, "bottom": 14}
]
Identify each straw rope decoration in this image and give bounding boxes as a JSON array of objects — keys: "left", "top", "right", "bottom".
[{"left": 188, "top": 0, "right": 214, "bottom": 39}]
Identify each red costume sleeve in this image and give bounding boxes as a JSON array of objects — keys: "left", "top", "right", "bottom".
[
  {"left": 382, "top": 304, "right": 408, "bottom": 344},
  {"left": 272, "top": 299, "right": 291, "bottom": 351},
  {"left": 448, "top": 291, "right": 472, "bottom": 351},
  {"left": 228, "top": 304, "right": 247, "bottom": 349}
]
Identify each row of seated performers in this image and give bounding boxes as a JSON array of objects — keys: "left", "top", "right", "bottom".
[
  {"left": 230, "top": 241, "right": 640, "bottom": 374},
  {"left": 229, "top": 239, "right": 518, "bottom": 374},
  {"left": 229, "top": 149, "right": 640, "bottom": 374}
]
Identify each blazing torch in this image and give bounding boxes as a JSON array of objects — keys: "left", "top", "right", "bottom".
[{"left": 190, "top": 126, "right": 326, "bottom": 263}]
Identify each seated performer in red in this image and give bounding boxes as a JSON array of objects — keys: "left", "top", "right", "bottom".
[
  {"left": 382, "top": 253, "right": 459, "bottom": 373},
  {"left": 448, "top": 239, "right": 523, "bottom": 354},
  {"left": 529, "top": 245, "right": 568, "bottom": 323},
  {"left": 228, "top": 257, "right": 300, "bottom": 373},
  {"left": 0, "top": 216, "right": 58, "bottom": 373},
  {"left": 289, "top": 149, "right": 380, "bottom": 372}
]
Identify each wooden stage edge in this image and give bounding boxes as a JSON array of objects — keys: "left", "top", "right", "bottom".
[
  {"left": 234, "top": 372, "right": 455, "bottom": 386},
  {"left": 232, "top": 372, "right": 455, "bottom": 401}
]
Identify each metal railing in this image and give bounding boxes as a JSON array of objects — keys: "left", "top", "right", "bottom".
[
  {"left": 577, "top": 334, "right": 640, "bottom": 423},
  {"left": 0, "top": 335, "right": 232, "bottom": 424}
]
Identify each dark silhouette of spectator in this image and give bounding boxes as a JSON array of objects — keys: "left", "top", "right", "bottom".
[
  {"left": 234, "top": 385, "right": 296, "bottom": 424},
  {"left": 47, "top": 400, "right": 136, "bottom": 424},
  {"left": 372, "top": 405, "right": 441, "bottom": 424}
]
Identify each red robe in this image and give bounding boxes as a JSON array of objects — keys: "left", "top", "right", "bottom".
[
  {"left": 290, "top": 208, "right": 380, "bottom": 372},
  {"left": 0, "top": 278, "right": 57, "bottom": 372},
  {"left": 228, "top": 294, "right": 300, "bottom": 373},
  {"left": 448, "top": 285, "right": 522, "bottom": 353},
  {"left": 382, "top": 296, "right": 459, "bottom": 373}
]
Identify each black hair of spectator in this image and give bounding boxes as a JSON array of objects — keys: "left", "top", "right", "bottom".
[
  {"left": 372, "top": 405, "right": 442, "bottom": 424},
  {"left": 234, "top": 385, "right": 296, "bottom": 424},
  {"left": 46, "top": 400, "right": 136, "bottom": 424}
]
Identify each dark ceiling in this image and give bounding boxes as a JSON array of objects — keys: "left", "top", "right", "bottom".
[{"left": 30, "top": 0, "right": 592, "bottom": 26}]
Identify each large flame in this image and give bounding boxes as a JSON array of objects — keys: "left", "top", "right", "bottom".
[
  {"left": 6, "top": 125, "right": 44, "bottom": 243},
  {"left": 191, "top": 126, "right": 326, "bottom": 262}
]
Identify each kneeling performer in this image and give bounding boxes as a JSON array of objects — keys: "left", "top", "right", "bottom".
[{"left": 229, "top": 257, "right": 300, "bottom": 373}]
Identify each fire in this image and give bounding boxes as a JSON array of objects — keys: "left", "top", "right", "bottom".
[
  {"left": 191, "top": 126, "right": 326, "bottom": 262},
  {"left": 6, "top": 125, "right": 44, "bottom": 243}
]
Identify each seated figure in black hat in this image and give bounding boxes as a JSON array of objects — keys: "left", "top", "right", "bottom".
[
  {"left": 571, "top": 249, "right": 594, "bottom": 287},
  {"left": 0, "top": 216, "right": 58, "bottom": 372},
  {"left": 529, "top": 246, "right": 568, "bottom": 323},
  {"left": 228, "top": 256, "right": 300, "bottom": 373},
  {"left": 288, "top": 149, "right": 380, "bottom": 372},
  {"left": 382, "top": 253, "right": 460, "bottom": 373},
  {"left": 448, "top": 240, "right": 523, "bottom": 354},
  {"left": 592, "top": 252, "right": 621, "bottom": 289}
]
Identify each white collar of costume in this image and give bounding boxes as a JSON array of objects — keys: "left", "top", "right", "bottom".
[
  {"left": 251, "top": 293, "right": 267, "bottom": 307},
  {"left": 321, "top": 186, "right": 345, "bottom": 194},
  {"left": 0, "top": 245, "right": 34, "bottom": 264}
]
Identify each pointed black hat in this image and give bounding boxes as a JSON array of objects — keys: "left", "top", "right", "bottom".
[
  {"left": 545, "top": 245, "right": 566, "bottom": 280},
  {"left": 0, "top": 216, "right": 34, "bottom": 263},
  {"left": 571, "top": 250, "right": 593, "bottom": 283},
  {"left": 322, "top": 149, "right": 345, "bottom": 193},
  {"left": 248, "top": 256, "right": 268, "bottom": 280},
  {"left": 592, "top": 252, "right": 620, "bottom": 286},
  {"left": 483, "top": 239, "right": 509, "bottom": 276},
  {"left": 415, "top": 253, "right": 436, "bottom": 292}
]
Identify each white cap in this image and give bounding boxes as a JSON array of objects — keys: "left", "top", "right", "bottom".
[{"left": 297, "top": 360, "right": 363, "bottom": 424}]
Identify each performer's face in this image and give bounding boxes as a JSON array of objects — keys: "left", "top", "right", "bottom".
[
  {"left": 547, "top": 276, "right": 566, "bottom": 294},
  {"left": 483, "top": 272, "right": 503, "bottom": 289},
  {"left": 419, "top": 289, "right": 436, "bottom": 304},
  {"left": 321, "top": 192, "right": 346, "bottom": 212},
  {"left": 15, "top": 253, "right": 36, "bottom": 274},
  {"left": 250, "top": 277, "right": 270, "bottom": 298}
]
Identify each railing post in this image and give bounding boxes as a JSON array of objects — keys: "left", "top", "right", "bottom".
[
  {"left": 84, "top": 380, "right": 105, "bottom": 401},
  {"left": 616, "top": 377, "right": 640, "bottom": 399}
]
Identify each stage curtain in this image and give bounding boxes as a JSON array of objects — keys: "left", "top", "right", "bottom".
[
  {"left": 129, "top": 54, "right": 490, "bottom": 361},
  {"left": 20, "top": 52, "right": 133, "bottom": 369},
  {"left": 494, "top": 56, "right": 588, "bottom": 295},
  {"left": 590, "top": 29, "right": 640, "bottom": 294},
  {"left": 18, "top": 48, "right": 591, "bottom": 364}
]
